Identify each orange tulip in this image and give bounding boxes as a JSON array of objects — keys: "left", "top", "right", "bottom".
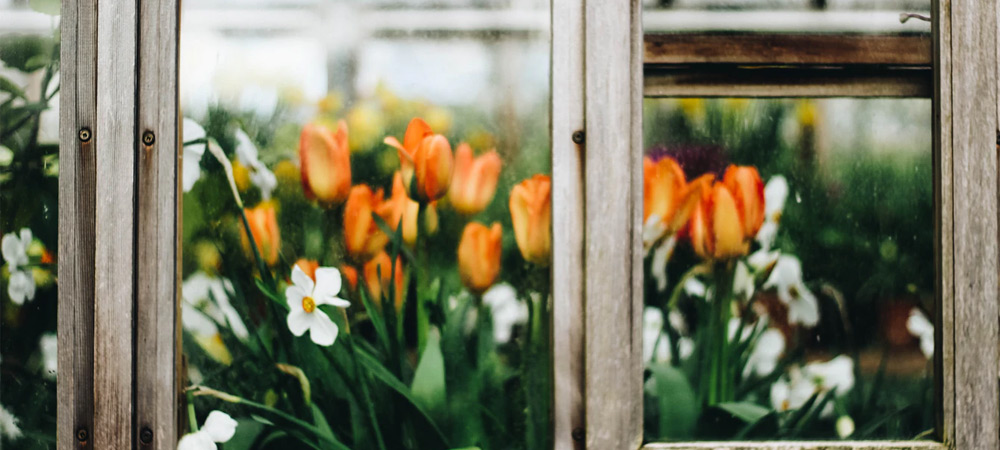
[
  {"left": 457, "top": 222, "right": 503, "bottom": 294},
  {"left": 300, "top": 121, "right": 352, "bottom": 205},
  {"left": 509, "top": 174, "right": 552, "bottom": 266},
  {"left": 688, "top": 183, "right": 751, "bottom": 260},
  {"left": 340, "top": 264, "right": 359, "bottom": 292},
  {"left": 343, "top": 185, "right": 390, "bottom": 261},
  {"left": 379, "top": 172, "right": 439, "bottom": 245},
  {"left": 722, "top": 165, "right": 765, "bottom": 239},
  {"left": 643, "top": 156, "right": 714, "bottom": 246},
  {"left": 384, "top": 118, "right": 454, "bottom": 202},
  {"left": 448, "top": 143, "right": 502, "bottom": 215},
  {"left": 294, "top": 259, "right": 319, "bottom": 281},
  {"left": 363, "top": 251, "right": 405, "bottom": 310},
  {"left": 242, "top": 201, "right": 281, "bottom": 266}
]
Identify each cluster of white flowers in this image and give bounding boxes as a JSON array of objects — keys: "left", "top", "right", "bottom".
[
  {"left": 2, "top": 228, "right": 36, "bottom": 305},
  {"left": 770, "top": 355, "right": 854, "bottom": 416},
  {"left": 907, "top": 307, "right": 934, "bottom": 359},
  {"left": 482, "top": 283, "right": 529, "bottom": 344},
  {"left": 177, "top": 410, "right": 237, "bottom": 450},
  {"left": 182, "top": 119, "right": 276, "bottom": 199},
  {"left": 0, "top": 404, "right": 21, "bottom": 441},
  {"left": 643, "top": 307, "right": 693, "bottom": 365}
]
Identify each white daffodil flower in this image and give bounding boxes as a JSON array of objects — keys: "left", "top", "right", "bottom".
[
  {"left": 2, "top": 228, "right": 31, "bottom": 270},
  {"left": 804, "top": 355, "right": 855, "bottom": 395},
  {"left": 0, "top": 404, "right": 22, "bottom": 441},
  {"left": 39, "top": 333, "right": 57, "bottom": 380},
  {"left": 770, "top": 369, "right": 815, "bottom": 412},
  {"left": 234, "top": 129, "right": 277, "bottom": 200},
  {"left": 177, "top": 410, "right": 238, "bottom": 450},
  {"left": 763, "top": 255, "right": 819, "bottom": 327},
  {"left": 482, "top": 283, "right": 528, "bottom": 344},
  {"left": 743, "top": 328, "right": 785, "bottom": 378},
  {"left": 285, "top": 265, "right": 350, "bottom": 347},
  {"left": 182, "top": 118, "right": 207, "bottom": 193},
  {"left": 182, "top": 272, "right": 249, "bottom": 341},
  {"left": 8, "top": 269, "right": 36, "bottom": 305},
  {"left": 771, "top": 355, "right": 854, "bottom": 416},
  {"left": 650, "top": 236, "right": 676, "bottom": 292},
  {"left": 907, "top": 308, "right": 934, "bottom": 359}
]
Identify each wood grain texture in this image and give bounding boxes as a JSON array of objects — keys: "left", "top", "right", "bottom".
[
  {"left": 582, "top": 0, "right": 643, "bottom": 448},
  {"left": 551, "top": 0, "right": 586, "bottom": 448},
  {"left": 94, "top": 0, "right": 137, "bottom": 447},
  {"left": 644, "top": 67, "right": 931, "bottom": 98},
  {"left": 136, "top": 0, "right": 180, "bottom": 448},
  {"left": 643, "top": 442, "right": 946, "bottom": 450},
  {"left": 644, "top": 34, "right": 932, "bottom": 66},
  {"left": 946, "top": 0, "right": 1000, "bottom": 447},
  {"left": 57, "top": 0, "right": 96, "bottom": 448},
  {"left": 930, "top": 0, "right": 953, "bottom": 443}
]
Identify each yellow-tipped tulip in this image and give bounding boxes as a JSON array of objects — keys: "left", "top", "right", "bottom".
[
  {"left": 643, "top": 156, "right": 714, "bottom": 245},
  {"left": 509, "top": 174, "right": 552, "bottom": 266},
  {"left": 242, "top": 201, "right": 281, "bottom": 266},
  {"left": 300, "top": 121, "right": 352, "bottom": 205},
  {"left": 343, "top": 185, "right": 390, "bottom": 261},
  {"left": 722, "top": 165, "right": 765, "bottom": 239},
  {"left": 457, "top": 222, "right": 503, "bottom": 294},
  {"left": 449, "top": 143, "right": 502, "bottom": 215},
  {"left": 688, "top": 183, "right": 750, "bottom": 260},
  {"left": 364, "top": 251, "right": 405, "bottom": 310},
  {"left": 385, "top": 118, "right": 454, "bottom": 202}
]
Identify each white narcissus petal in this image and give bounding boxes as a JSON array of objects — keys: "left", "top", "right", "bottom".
[
  {"left": 312, "top": 267, "right": 343, "bottom": 303},
  {"left": 755, "top": 220, "right": 778, "bottom": 250},
  {"left": 650, "top": 236, "right": 675, "bottom": 292},
  {"left": 286, "top": 310, "right": 312, "bottom": 337},
  {"left": 202, "top": 410, "right": 238, "bottom": 443},
  {"left": 683, "top": 277, "right": 706, "bottom": 298},
  {"left": 177, "top": 431, "right": 215, "bottom": 450},
  {"left": 907, "top": 308, "right": 934, "bottom": 359},
  {"left": 234, "top": 129, "right": 258, "bottom": 167},
  {"left": 483, "top": 283, "right": 527, "bottom": 343},
  {"left": 2, "top": 229, "right": 29, "bottom": 270},
  {"left": 770, "top": 378, "right": 791, "bottom": 411},
  {"left": 744, "top": 328, "right": 785, "bottom": 378},
  {"left": 285, "top": 285, "right": 307, "bottom": 312},
  {"left": 249, "top": 163, "right": 277, "bottom": 200},
  {"left": 642, "top": 307, "right": 664, "bottom": 363},
  {"left": 642, "top": 214, "right": 667, "bottom": 251},
  {"left": 290, "top": 265, "right": 315, "bottom": 296},
  {"left": 0, "top": 404, "right": 22, "bottom": 441},
  {"left": 805, "top": 355, "right": 854, "bottom": 395},
  {"left": 183, "top": 147, "right": 204, "bottom": 192},
  {"left": 786, "top": 283, "right": 819, "bottom": 327},
  {"left": 8, "top": 270, "right": 35, "bottom": 305},
  {"left": 308, "top": 313, "right": 339, "bottom": 347},
  {"left": 733, "top": 261, "right": 754, "bottom": 300},
  {"left": 748, "top": 249, "right": 781, "bottom": 273},
  {"left": 18, "top": 229, "right": 32, "bottom": 249},
  {"left": 182, "top": 302, "right": 220, "bottom": 337},
  {"left": 39, "top": 333, "right": 57, "bottom": 380},
  {"left": 763, "top": 175, "right": 789, "bottom": 220}
]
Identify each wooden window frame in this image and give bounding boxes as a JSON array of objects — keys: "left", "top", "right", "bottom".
[{"left": 52, "top": 0, "right": 997, "bottom": 449}]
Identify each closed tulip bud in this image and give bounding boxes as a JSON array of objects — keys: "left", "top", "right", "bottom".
[
  {"left": 722, "top": 165, "right": 765, "bottom": 239},
  {"left": 643, "top": 156, "right": 714, "bottom": 248},
  {"left": 448, "top": 143, "right": 502, "bottom": 215},
  {"left": 688, "top": 183, "right": 750, "bottom": 260},
  {"left": 458, "top": 222, "right": 503, "bottom": 294},
  {"left": 300, "top": 121, "right": 352, "bottom": 205},
  {"left": 385, "top": 118, "right": 453, "bottom": 202},
  {"left": 363, "top": 251, "right": 405, "bottom": 310},
  {"left": 509, "top": 174, "right": 552, "bottom": 266},
  {"left": 343, "top": 185, "right": 390, "bottom": 261},
  {"left": 242, "top": 201, "right": 281, "bottom": 266},
  {"left": 340, "top": 264, "right": 359, "bottom": 292}
]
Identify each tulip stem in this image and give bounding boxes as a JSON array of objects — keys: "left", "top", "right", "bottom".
[
  {"left": 705, "top": 261, "right": 736, "bottom": 406},
  {"left": 415, "top": 202, "right": 430, "bottom": 353}
]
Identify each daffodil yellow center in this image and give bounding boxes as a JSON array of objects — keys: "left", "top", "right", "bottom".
[{"left": 302, "top": 296, "right": 316, "bottom": 313}]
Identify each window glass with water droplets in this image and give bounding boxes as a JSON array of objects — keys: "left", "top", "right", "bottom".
[
  {"left": 641, "top": 98, "right": 934, "bottom": 442},
  {"left": 178, "top": 1, "right": 552, "bottom": 448},
  {"left": 0, "top": 0, "right": 61, "bottom": 448}
]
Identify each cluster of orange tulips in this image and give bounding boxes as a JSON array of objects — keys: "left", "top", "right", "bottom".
[
  {"left": 242, "top": 117, "right": 552, "bottom": 304},
  {"left": 644, "top": 156, "right": 764, "bottom": 261}
]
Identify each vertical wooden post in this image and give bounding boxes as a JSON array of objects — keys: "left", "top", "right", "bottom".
[
  {"left": 136, "top": 1, "right": 181, "bottom": 448},
  {"left": 57, "top": 0, "right": 96, "bottom": 448},
  {"left": 552, "top": 0, "right": 586, "bottom": 447},
  {"left": 583, "top": 0, "right": 644, "bottom": 448},
  {"left": 94, "top": 0, "right": 137, "bottom": 447}
]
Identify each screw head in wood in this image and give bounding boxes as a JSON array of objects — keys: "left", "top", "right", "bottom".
[
  {"left": 140, "top": 427, "right": 153, "bottom": 444},
  {"left": 572, "top": 130, "right": 585, "bottom": 144},
  {"left": 142, "top": 130, "right": 155, "bottom": 146},
  {"left": 76, "top": 427, "right": 88, "bottom": 442},
  {"left": 572, "top": 427, "right": 585, "bottom": 441},
  {"left": 78, "top": 128, "right": 91, "bottom": 143}
]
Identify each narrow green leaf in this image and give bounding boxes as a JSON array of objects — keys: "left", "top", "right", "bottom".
[
  {"left": 715, "top": 401, "right": 770, "bottom": 423},
  {"left": 410, "top": 329, "right": 447, "bottom": 413}
]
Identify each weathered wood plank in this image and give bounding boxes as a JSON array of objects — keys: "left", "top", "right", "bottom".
[
  {"left": 136, "top": 1, "right": 180, "bottom": 448},
  {"left": 644, "top": 67, "right": 931, "bottom": 98},
  {"left": 644, "top": 34, "right": 932, "bottom": 66},
  {"left": 642, "top": 442, "right": 946, "bottom": 450},
  {"left": 947, "top": 0, "right": 1000, "bottom": 447},
  {"left": 57, "top": 0, "right": 96, "bottom": 448},
  {"left": 930, "top": 0, "right": 953, "bottom": 443},
  {"left": 94, "top": 0, "right": 137, "bottom": 447},
  {"left": 583, "top": 0, "right": 643, "bottom": 448},
  {"left": 551, "top": 0, "right": 586, "bottom": 448}
]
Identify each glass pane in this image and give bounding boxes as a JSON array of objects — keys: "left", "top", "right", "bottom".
[
  {"left": 0, "top": 1, "right": 61, "bottom": 448},
  {"left": 641, "top": 98, "right": 934, "bottom": 442},
  {"left": 178, "top": 1, "right": 552, "bottom": 449}
]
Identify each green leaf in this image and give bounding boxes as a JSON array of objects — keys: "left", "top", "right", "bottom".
[
  {"left": 716, "top": 401, "right": 770, "bottom": 423},
  {"left": 310, "top": 404, "right": 335, "bottom": 443},
  {"left": 411, "top": 329, "right": 447, "bottom": 413},
  {"left": 220, "top": 419, "right": 265, "bottom": 450},
  {"left": 0, "top": 36, "right": 53, "bottom": 72},
  {"left": 371, "top": 213, "right": 416, "bottom": 263},
  {"left": 646, "top": 364, "right": 698, "bottom": 440},
  {"left": 0, "top": 76, "right": 25, "bottom": 99}
]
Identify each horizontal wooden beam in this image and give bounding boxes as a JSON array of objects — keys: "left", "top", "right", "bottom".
[
  {"left": 644, "top": 66, "right": 931, "bottom": 98},
  {"left": 645, "top": 34, "right": 931, "bottom": 66},
  {"left": 643, "top": 442, "right": 946, "bottom": 450}
]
